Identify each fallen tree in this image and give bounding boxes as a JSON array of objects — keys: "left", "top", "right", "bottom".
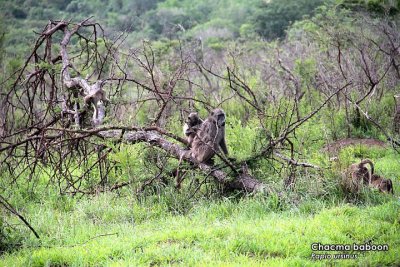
[{"left": 100, "top": 129, "right": 267, "bottom": 192}]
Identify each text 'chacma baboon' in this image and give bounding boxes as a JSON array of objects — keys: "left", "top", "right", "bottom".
[{"left": 190, "top": 108, "right": 228, "bottom": 163}]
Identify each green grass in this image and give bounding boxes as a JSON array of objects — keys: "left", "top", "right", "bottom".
[
  {"left": 1, "top": 99, "right": 399, "bottom": 266},
  {"left": 0, "top": 192, "right": 399, "bottom": 266},
  {"left": 1, "top": 137, "right": 400, "bottom": 266}
]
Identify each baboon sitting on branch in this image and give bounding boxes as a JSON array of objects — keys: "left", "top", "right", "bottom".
[
  {"left": 190, "top": 108, "right": 228, "bottom": 163},
  {"left": 183, "top": 112, "right": 203, "bottom": 148}
]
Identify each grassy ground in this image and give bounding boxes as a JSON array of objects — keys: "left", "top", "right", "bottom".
[
  {"left": 1, "top": 138, "right": 399, "bottom": 266},
  {"left": 0, "top": 191, "right": 399, "bottom": 266}
]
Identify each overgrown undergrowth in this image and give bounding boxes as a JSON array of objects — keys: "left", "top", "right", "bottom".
[
  {"left": 0, "top": 184, "right": 399, "bottom": 266},
  {"left": 1, "top": 137, "right": 400, "bottom": 266}
]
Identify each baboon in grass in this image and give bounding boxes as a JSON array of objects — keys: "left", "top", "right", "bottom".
[
  {"left": 370, "top": 174, "right": 394, "bottom": 194},
  {"left": 342, "top": 159, "right": 374, "bottom": 193}
]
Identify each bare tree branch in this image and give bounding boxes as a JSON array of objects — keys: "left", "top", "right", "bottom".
[{"left": 0, "top": 194, "right": 40, "bottom": 239}]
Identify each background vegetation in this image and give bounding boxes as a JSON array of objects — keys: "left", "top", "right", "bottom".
[{"left": 0, "top": 0, "right": 399, "bottom": 266}]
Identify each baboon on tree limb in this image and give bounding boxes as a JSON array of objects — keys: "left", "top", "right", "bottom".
[
  {"left": 190, "top": 108, "right": 228, "bottom": 163},
  {"left": 176, "top": 110, "right": 227, "bottom": 188},
  {"left": 183, "top": 112, "right": 203, "bottom": 147},
  {"left": 175, "top": 112, "right": 203, "bottom": 189},
  {"left": 84, "top": 84, "right": 109, "bottom": 126},
  {"left": 342, "top": 159, "right": 374, "bottom": 193}
]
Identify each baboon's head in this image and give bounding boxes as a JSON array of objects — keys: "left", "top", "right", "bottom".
[
  {"left": 380, "top": 179, "right": 394, "bottom": 194},
  {"left": 211, "top": 108, "right": 225, "bottom": 127},
  {"left": 371, "top": 174, "right": 394, "bottom": 194},
  {"left": 187, "top": 112, "right": 200, "bottom": 125}
]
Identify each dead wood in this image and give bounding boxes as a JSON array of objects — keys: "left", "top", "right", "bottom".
[
  {"left": 99, "top": 129, "right": 267, "bottom": 193},
  {"left": 0, "top": 194, "right": 40, "bottom": 239}
]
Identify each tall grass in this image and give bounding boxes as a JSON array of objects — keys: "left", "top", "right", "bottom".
[{"left": 0, "top": 189, "right": 398, "bottom": 266}]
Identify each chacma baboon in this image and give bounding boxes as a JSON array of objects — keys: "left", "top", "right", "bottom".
[
  {"left": 183, "top": 112, "right": 203, "bottom": 147},
  {"left": 342, "top": 159, "right": 374, "bottom": 193},
  {"left": 174, "top": 112, "right": 203, "bottom": 189},
  {"left": 370, "top": 174, "right": 394, "bottom": 194},
  {"left": 84, "top": 85, "right": 108, "bottom": 125},
  {"left": 190, "top": 108, "right": 228, "bottom": 163}
]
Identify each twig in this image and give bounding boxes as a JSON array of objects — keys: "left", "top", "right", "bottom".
[
  {"left": 273, "top": 152, "right": 320, "bottom": 169},
  {"left": 0, "top": 194, "right": 40, "bottom": 239}
]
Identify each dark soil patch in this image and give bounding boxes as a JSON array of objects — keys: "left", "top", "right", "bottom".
[{"left": 323, "top": 138, "right": 387, "bottom": 154}]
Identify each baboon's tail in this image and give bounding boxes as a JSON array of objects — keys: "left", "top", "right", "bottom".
[{"left": 360, "top": 159, "right": 374, "bottom": 175}]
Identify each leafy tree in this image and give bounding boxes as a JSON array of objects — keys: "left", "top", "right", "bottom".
[
  {"left": 340, "top": 0, "right": 400, "bottom": 16},
  {"left": 129, "top": 0, "right": 161, "bottom": 14},
  {"left": 254, "top": 0, "right": 327, "bottom": 39},
  {"left": 11, "top": 7, "right": 27, "bottom": 19}
]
